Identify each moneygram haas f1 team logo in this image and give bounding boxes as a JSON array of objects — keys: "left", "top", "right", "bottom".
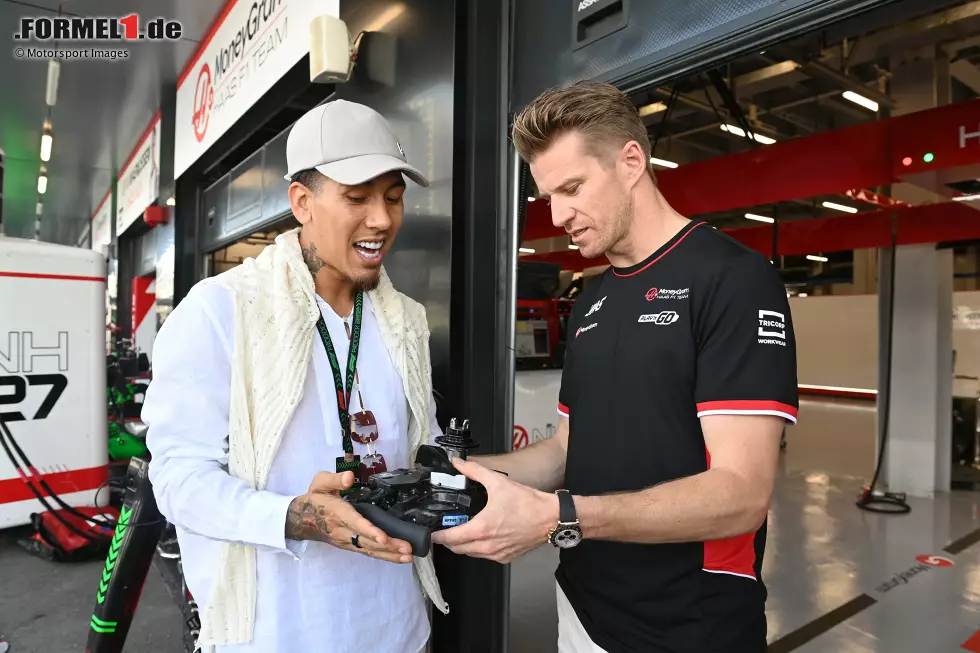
[{"left": 192, "top": 63, "right": 215, "bottom": 143}]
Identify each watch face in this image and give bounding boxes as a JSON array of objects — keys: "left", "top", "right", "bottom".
[{"left": 552, "top": 526, "right": 582, "bottom": 549}]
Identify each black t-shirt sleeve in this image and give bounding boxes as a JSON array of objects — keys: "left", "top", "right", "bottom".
[{"left": 694, "top": 251, "right": 799, "bottom": 423}]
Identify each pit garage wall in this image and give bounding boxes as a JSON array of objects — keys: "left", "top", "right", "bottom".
[
  {"left": 331, "top": 3, "right": 514, "bottom": 647},
  {"left": 329, "top": 1, "right": 458, "bottom": 403},
  {"left": 514, "top": 289, "right": 980, "bottom": 411},
  {"left": 790, "top": 291, "right": 980, "bottom": 396}
]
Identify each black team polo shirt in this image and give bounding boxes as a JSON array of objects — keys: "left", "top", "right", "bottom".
[{"left": 555, "top": 220, "right": 799, "bottom": 653}]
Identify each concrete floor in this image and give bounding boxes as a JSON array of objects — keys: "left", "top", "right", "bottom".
[
  {"left": 0, "top": 525, "right": 184, "bottom": 653},
  {"left": 5, "top": 397, "right": 980, "bottom": 652}
]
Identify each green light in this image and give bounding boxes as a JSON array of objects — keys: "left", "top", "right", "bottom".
[{"left": 923, "top": 152, "right": 935, "bottom": 163}]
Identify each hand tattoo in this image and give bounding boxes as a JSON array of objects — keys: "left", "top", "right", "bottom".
[
  {"left": 302, "top": 242, "right": 326, "bottom": 275},
  {"left": 286, "top": 497, "right": 330, "bottom": 541}
]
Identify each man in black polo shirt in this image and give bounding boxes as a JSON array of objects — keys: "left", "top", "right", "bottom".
[{"left": 431, "top": 81, "right": 798, "bottom": 652}]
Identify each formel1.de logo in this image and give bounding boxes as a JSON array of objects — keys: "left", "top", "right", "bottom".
[{"left": 192, "top": 63, "right": 214, "bottom": 143}]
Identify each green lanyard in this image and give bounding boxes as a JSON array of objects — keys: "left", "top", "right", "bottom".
[{"left": 314, "top": 292, "right": 363, "bottom": 457}]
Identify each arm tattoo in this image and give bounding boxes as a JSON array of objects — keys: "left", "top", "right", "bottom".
[
  {"left": 302, "top": 242, "right": 326, "bottom": 275},
  {"left": 286, "top": 497, "right": 331, "bottom": 541}
]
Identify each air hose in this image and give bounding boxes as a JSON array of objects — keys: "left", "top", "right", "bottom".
[{"left": 856, "top": 211, "right": 911, "bottom": 514}]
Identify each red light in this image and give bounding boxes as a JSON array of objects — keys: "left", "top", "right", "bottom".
[{"left": 902, "top": 157, "right": 913, "bottom": 167}]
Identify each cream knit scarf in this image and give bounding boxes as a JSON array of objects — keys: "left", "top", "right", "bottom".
[{"left": 196, "top": 227, "right": 448, "bottom": 650}]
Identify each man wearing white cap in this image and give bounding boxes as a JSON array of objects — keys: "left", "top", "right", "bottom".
[{"left": 143, "top": 100, "right": 448, "bottom": 652}]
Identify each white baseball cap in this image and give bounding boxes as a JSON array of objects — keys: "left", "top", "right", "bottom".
[{"left": 284, "top": 99, "right": 428, "bottom": 187}]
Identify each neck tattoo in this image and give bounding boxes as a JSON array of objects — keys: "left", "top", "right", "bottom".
[{"left": 302, "top": 242, "right": 326, "bottom": 275}]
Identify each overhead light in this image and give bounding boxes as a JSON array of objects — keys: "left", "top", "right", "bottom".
[
  {"left": 35, "top": 202, "right": 43, "bottom": 216},
  {"left": 721, "top": 124, "right": 776, "bottom": 145},
  {"left": 798, "top": 293, "right": 808, "bottom": 298},
  {"left": 745, "top": 213, "right": 775, "bottom": 223},
  {"left": 518, "top": 247, "right": 535, "bottom": 254},
  {"left": 806, "top": 254, "right": 828, "bottom": 262},
  {"left": 842, "top": 90, "right": 879, "bottom": 112},
  {"left": 638, "top": 102, "right": 667, "bottom": 118},
  {"left": 527, "top": 196, "right": 535, "bottom": 202},
  {"left": 45, "top": 59, "right": 60, "bottom": 107},
  {"left": 37, "top": 166, "right": 48, "bottom": 194},
  {"left": 649, "top": 156, "right": 679, "bottom": 169},
  {"left": 953, "top": 193, "right": 980, "bottom": 202},
  {"left": 40, "top": 121, "right": 53, "bottom": 162},
  {"left": 568, "top": 244, "right": 579, "bottom": 250},
  {"left": 822, "top": 201, "right": 858, "bottom": 214},
  {"left": 166, "top": 196, "right": 176, "bottom": 206}
]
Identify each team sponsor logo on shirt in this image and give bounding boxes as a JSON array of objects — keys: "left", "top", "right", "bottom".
[
  {"left": 585, "top": 296, "right": 607, "bottom": 317},
  {"left": 576, "top": 322, "right": 598, "bottom": 337},
  {"left": 637, "top": 311, "right": 679, "bottom": 325},
  {"left": 758, "top": 310, "right": 786, "bottom": 346},
  {"left": 646, "top": 287, "right": 688, "bottom": 301}
]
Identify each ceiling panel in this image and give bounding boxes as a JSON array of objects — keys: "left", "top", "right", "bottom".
[{"left": 0, "top": 0, "right": 226, "bottom": 244}]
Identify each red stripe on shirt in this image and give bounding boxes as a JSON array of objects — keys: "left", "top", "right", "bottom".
[
  {"left": 703, "top": 448, "right": 758, "bottom": 579},
  {"left": 612, "top": 222, "right": 707, "bottom": 278},
  {"left": 696, "top": 400, "right": 798, "bottom": 420}
]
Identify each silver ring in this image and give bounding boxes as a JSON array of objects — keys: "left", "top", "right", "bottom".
[{"left": 351, "top": 533, "right": 362, "bottom": 548}]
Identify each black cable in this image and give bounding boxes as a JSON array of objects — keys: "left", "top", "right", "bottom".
[
  {"left": 857, "top": 210, "right": 911, "bottom": 514},
  {"left": 651, "top": 86, "right": 679, "bottom": 156},
  {"left": 0, "top": 418, "right": 116, "bottom": 529},
  {"left": 706, "top": 69, "right": 759, "bottom": 145},
  {"left": 93, "top": 477, "right": 128, "bottom": 512},
  {"left": 0, "top": 418, "right": 166, "bottom": 533},
  {"left": 0, "top": 420, "right": 110, "bottom": 543},
  {"left": 701, "top": 75, "right": 729, "bottom": 131}
]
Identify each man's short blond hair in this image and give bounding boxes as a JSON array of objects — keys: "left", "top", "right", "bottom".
[{"left": 511, "top": 80, "right": 655, "bottom": 182}]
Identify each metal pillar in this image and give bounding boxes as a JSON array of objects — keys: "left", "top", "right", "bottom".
[
  {"left": 877, "top": 45, "right": 954, "bottom": 497},
  {"left": 437, "top": 0, "right": 513, "bottom": 651}
]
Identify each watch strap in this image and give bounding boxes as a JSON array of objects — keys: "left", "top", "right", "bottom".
[{"left": 556, "top": 489, "right": 577, "bottom": 523}]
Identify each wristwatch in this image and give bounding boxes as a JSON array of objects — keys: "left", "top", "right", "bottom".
[{"left": 548, "top": 489, "right": 583, "bottom": 549}]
